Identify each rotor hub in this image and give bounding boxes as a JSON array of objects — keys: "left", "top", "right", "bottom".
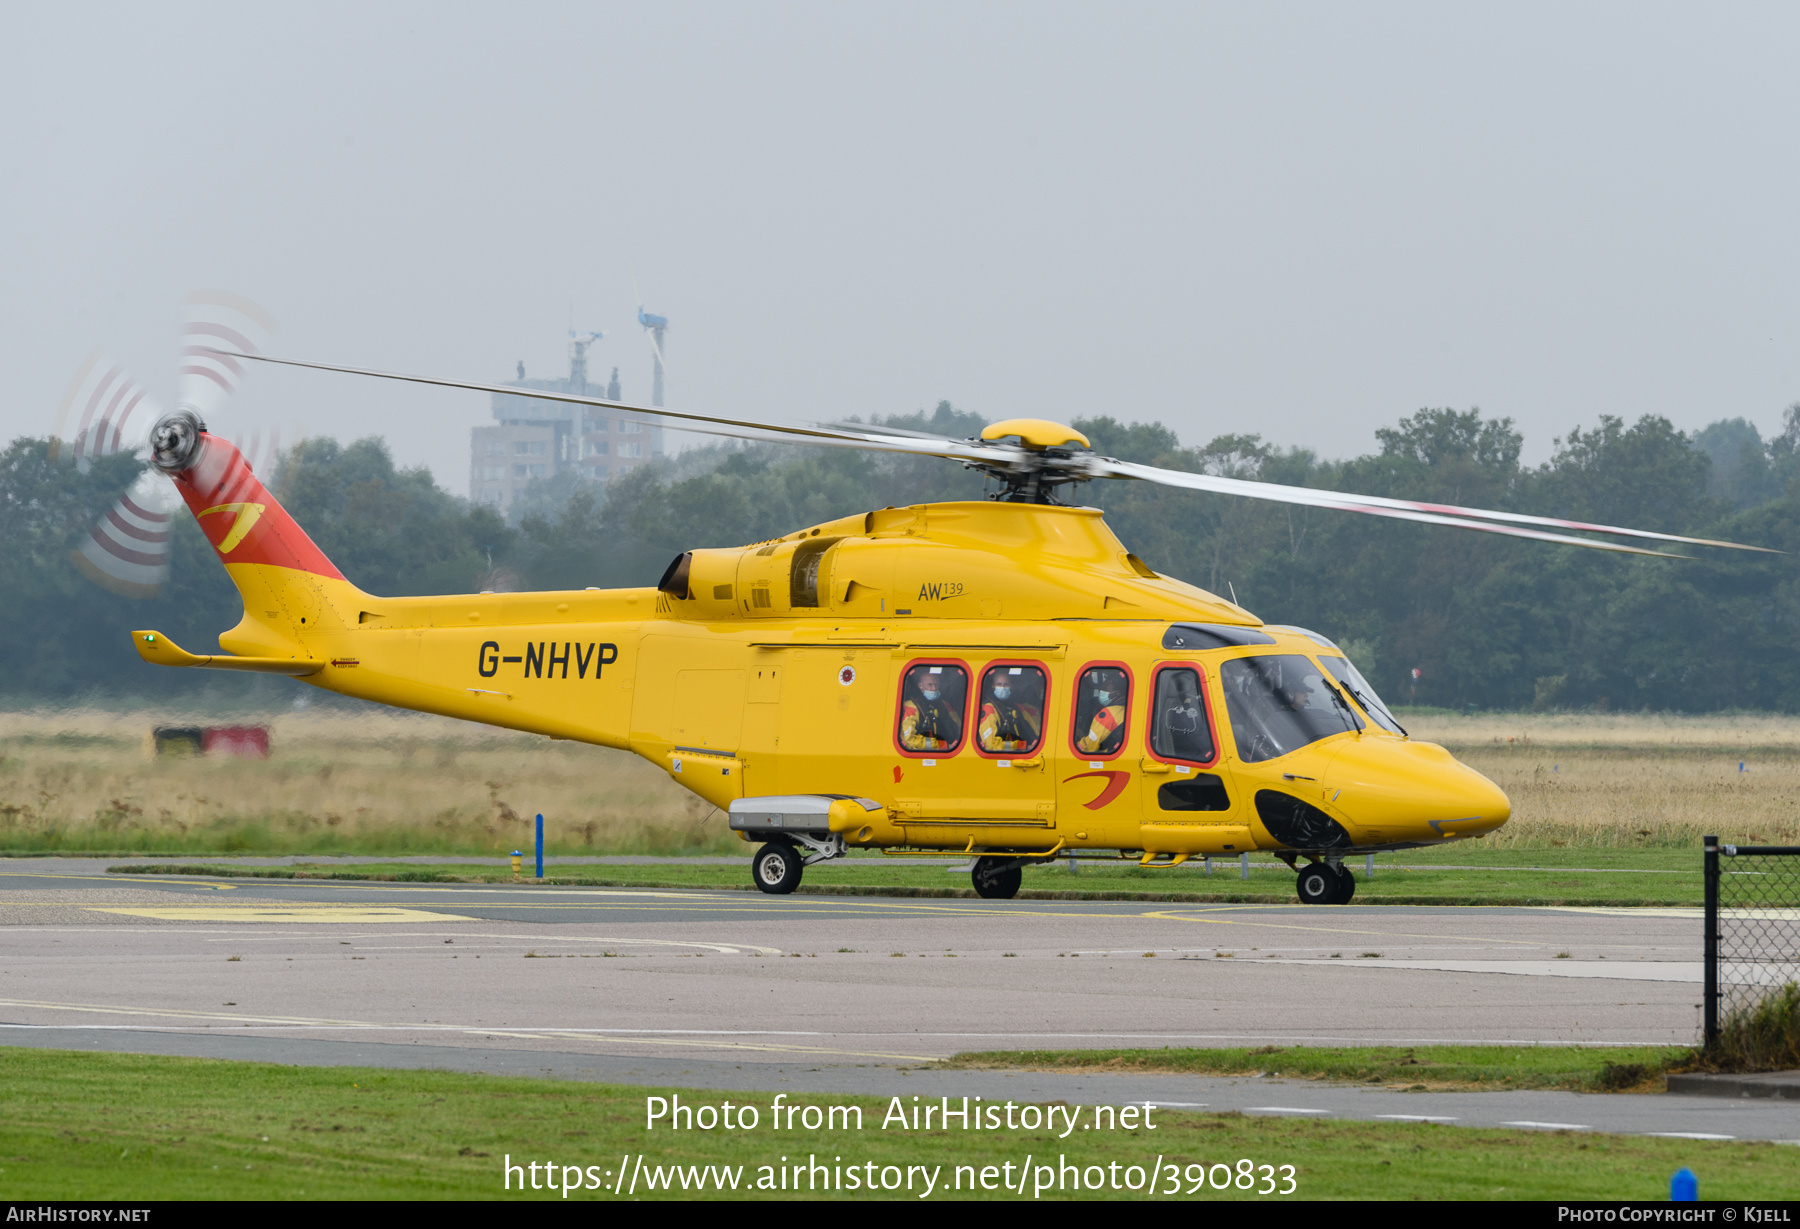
[{"left": 149, "top": 409, "right": 207, "bottom": 472}]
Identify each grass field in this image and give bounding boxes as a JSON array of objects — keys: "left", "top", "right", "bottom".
[
  {"left": 937, "top": 1044, "right": 1694, "bottom": 1092},
  {"left": 0, "top": 707, "right": 726, "bottom": 857},
  {"left": 1, "top": 1048, "right": 1793, "bottom": 1201},
  {"left": 5, "top": 707, "right": 1799, "bottom": 859}
]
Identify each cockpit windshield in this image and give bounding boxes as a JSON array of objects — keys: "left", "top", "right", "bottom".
[
  {"left": 1219, "top": 654, "right": 1361, "bottom": 764},
  {"left": 1318, "top": 655, "right": 1407, "bottom": 736}
]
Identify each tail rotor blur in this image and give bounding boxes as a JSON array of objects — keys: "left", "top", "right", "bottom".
[
  {"left": 177, "top": 291, "right": 275, "bottom": 421},
  {"left": 51, "top": 292, "right": 280, "bottom": 598}
]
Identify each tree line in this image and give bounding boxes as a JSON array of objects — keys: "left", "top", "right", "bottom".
[{"left": 5, "top": 400, "right": 1799, "bottom": 712}]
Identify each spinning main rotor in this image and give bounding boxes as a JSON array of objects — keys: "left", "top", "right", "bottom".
[{"left": 210, "top": 350, "right": 1774, "bottom": 561}]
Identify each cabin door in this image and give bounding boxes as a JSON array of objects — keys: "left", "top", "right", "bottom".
[{"left": 1055, "top": 659, "right": 1141, "bottom": 848}]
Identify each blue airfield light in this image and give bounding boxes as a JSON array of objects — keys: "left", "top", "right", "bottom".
[{"left": 536, "top": 813, "right": 544, "bottom": 880}]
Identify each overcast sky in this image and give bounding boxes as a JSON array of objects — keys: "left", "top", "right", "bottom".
[{"left": 5, "top": 2, "right": 1798, "bottom": 492}]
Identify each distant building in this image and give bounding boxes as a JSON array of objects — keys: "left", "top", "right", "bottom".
[{"left": 469, "top": 338, "right": 664, "bottom": 510}]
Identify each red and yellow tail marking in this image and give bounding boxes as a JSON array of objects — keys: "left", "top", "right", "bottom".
[{"left": 172, "top": 434, "right": 343, "bottom": 579}]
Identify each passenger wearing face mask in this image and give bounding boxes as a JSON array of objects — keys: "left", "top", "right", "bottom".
[
  {"left": 900, "top": 668, "right": 961, "bottom": 751},
  {"left": 1075, "top": 668, "right": 1129, "bottom": 755},
  {"left": 978, "top": 670, "right": 1042, "bottom": 753}
]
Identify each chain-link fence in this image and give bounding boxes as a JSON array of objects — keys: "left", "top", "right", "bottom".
[{"left": 1703, "top": 836, "right": 1800, "bottom": 1049}]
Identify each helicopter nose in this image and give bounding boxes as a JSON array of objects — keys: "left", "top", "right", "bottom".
[{"left": 1322, "top": 738, "right": 1510, "bottom": 842}]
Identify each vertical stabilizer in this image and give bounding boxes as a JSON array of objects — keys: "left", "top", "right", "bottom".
[{"left": 171, "top": 433, "right": 343, "bottom": 580}]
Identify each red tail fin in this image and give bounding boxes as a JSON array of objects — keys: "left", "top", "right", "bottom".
[{"left": 171, "top": 433, "right": 344, "bottom": 579}]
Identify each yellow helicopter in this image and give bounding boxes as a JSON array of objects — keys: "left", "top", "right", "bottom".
[{"left": 121, "top": 347, "right": 1772, "bottom": 904}]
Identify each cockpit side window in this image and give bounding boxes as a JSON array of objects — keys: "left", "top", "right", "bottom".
[
  {"left": 1149, "top": 666, "right": 1216, "bottom": 764},
  {"left": 1071, "top": 663, "right": 1132, "bottom": 759},
  {"left": 976, "top": 664, "right": 1047, "bottom": 757},
  {"left": 1220, "top": 653, "right": 1361, "bottom": 764},
  {"left": 896, "top": 662, "right": 968, "bottom": 755}
]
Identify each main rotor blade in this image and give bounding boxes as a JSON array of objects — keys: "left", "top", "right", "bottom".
[
  {"left": 221, "top": 351, "right": 1012, "bottom": 465},
  {"left": 1095, "top": 458, "right": 1775, "bottom": 555}
]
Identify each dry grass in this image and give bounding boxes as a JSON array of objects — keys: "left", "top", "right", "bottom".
[
  {"left": 0, "top": 706, "right": 727, "bottom": 855},
  {"left": 1408, "top": 710, "right": 1800, "bottom": 750},
  {"left": 1409, "top": 713, "right": 1800, "bottom": 849},
  {"left": 3, "top": 707, "right": 1798, "bottom": 854}
]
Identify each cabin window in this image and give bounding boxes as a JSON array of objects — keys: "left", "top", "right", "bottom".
[
  {"left": 1071, "top": 665, "right": 1131, "bottom": 758},
  {"left": 1149, "top": 667, "right": 1216, "bottom": 764},
  {"left": 976, "top": 665, "right": 1046, "bottom": 756},
  {"left": 897, "top": 663, "right": 967, "bottom": 754},
  {"left": 1220, "top": 654, "right": 1361, "bottom": 764}
]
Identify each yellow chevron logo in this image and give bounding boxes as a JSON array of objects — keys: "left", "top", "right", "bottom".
[{"left": 197, "top": 502, "right": 266, "bottom": 553}]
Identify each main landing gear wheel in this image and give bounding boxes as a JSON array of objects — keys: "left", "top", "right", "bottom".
[
  {"left": 971, "top": 856, "right": 1022, "bottom": 900},
  {"left": 752, "top": 842, "right": 803, "bottom": 894},
  {"left": 1295, "top": 862, "right": 1352, "bottom": 905}
]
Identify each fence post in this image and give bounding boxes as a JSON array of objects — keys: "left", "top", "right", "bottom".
[{"left": 1703, "top": 834, "right": 1719, "bottom": 1050}]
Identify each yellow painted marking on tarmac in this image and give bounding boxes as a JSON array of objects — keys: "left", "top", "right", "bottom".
[
  {"left": 233, "top": 901, "right": 1171, "bottom": 922},
  {"left": 135, "top": 879, "right": 735, "bottom": 901},
  {"left": 89, "top": 906, "right": 476, "bottom": 923},
  {"left": 1140, "top": 909, "right": 1547, "bottom": 947},
  {"left": 1538, "top": 906, "right": 1705, "bottom": 919},
  {"left": 0, "top": 872, "right": 235, "bottom": 890}
]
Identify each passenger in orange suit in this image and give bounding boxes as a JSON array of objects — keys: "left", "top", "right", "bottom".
[
  {"left": 1075, "top": 668, "right": 1128, "bottom": 755},
  {"left": 978, "top": 669, "right": 1043, "bottom": 753},
  {"left": 901, "top": 668, "right": 962, "bottom": 751}
]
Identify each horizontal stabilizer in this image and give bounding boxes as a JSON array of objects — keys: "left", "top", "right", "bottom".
[{"left": 131, "top": 630, "right": 321, "bottom": 676}]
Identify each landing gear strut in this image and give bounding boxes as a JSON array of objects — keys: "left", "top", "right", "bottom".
[{"left": 1295, "top": 859, "right": 1355, "bottom": 905}]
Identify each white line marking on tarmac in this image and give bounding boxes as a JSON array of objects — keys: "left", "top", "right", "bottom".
[
  {"left": 1244, "top": 1107, "right": 1331, "bottom": 1115},
  {"left": 1502, "top": 1121, "right": 1591, "bottom": 1131},
  {"left": 1275, "top": 959, "right": 1703, "bottom": 983},
  {"left": 1645, "top": 1132, "right": 1735, "bottom": 1140},
  {"left": 1376, "top": 1115, "right": 1458, "bottom": 1123}
]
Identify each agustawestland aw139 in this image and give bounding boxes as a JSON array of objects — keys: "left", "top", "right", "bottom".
[{"left": 91, "top": 310, "right": 1775, "bottom": 904}]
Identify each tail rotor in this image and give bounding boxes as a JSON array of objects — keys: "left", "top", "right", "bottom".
[{"left": 51, "top": 292, "right": 280, "bottom": 598}]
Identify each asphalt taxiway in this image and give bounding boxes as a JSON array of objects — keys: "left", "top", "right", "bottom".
[{"left": 0, "top": 860, "right": 1789, "bottom": 1141}]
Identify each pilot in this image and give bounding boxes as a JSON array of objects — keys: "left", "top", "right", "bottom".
[
  {"left": 978, "top": 670, "right": 1042, "bottom": 753},
  {"left": 901, "top": 669, "right": 961, "bottom": 751},
  {"left": 1075, "top": 668, "right": 1129, "bottom": 755}
]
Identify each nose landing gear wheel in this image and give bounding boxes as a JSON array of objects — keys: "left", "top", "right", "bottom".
[
  {"left": 971, "top": 856, "right": 1023, "bottom": 900},
  {"left": 1295, "top": 862, "right": 1353, "bottom": 905},
  {"left": 752, "top": 842, "right": 803, "bottom": 894}
]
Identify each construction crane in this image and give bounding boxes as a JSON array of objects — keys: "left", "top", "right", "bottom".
[{"left": 567, "top": 329, "right": 604, "bottom": 394}]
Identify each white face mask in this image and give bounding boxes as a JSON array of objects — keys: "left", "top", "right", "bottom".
[
  {"left": 1094, "top": 690, "right": 1113, "bottom": 706},
  {"left": 993, "top": 686, "right": 1011, "bottom": 701},
  {"left": 920, "top": 686, "right": 940, "bottom": 701}
]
